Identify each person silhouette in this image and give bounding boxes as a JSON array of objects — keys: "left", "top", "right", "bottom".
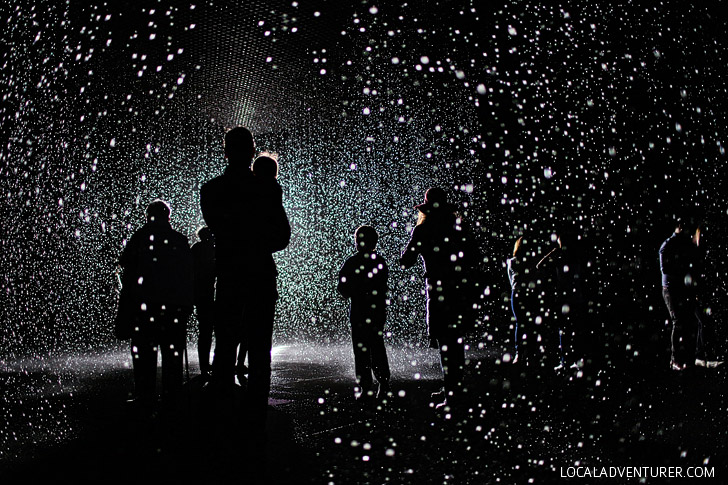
[
  {"left": 230, "top": 153, "right": 283, "bottom": 386},
  {"left": 118, "top": 199, "right": 194, "bottom": 411},
  {"left": 200, "top": 127, "right": 290, "bottom": 429},
  {"left": 536, "top": 230, "right": 587, "bottom": 371},
  {"left": 337, "top": 225, "right": 391, "bottom": 401},
  {"left": 400, "top": 187, "right": 477, "bottom": 410},
  {"left": 507, "top": 236, "right": 536, "bottom": 367},
  {"left": 660, "top": 218, "right": 703, "bottom": 370},
  {"left": 192, "top": 226, "right": 215, "bottom": 379},
  {"left": 691, "top": 224, "right": 723, "bottom": 368}
]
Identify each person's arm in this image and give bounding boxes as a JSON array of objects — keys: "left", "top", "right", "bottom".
[
  {"left": 118, "top": 232, "right": 141, "bottom": 285},
  {"left": 399, "top": 227, "right": 421, "bottom": 269},
  {"left": 536, "top": 247, "right": 558, "bottom": 270},
  {"left": 337, "top": 259, "right": 353, "bottom": 298},
  {"left": 659, "top": 239, "right": 671, "bottom": 281},
  {"left": 183, "top": 238, "right": 195, "bottom": 313},
  {"left": 200, "top": 182, "right": 222, "bottom": 235},
  {"left": 507, "top": 258, "right": 517, "bottom": 289}
]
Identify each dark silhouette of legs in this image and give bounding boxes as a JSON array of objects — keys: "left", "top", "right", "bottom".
[
  {"left": 196, "top": 303, "right": 214, "bottom": 376},
  {"left": 664, "top": 288, "right": 698, "bottom": 367},
  {"left": 351, "top": 323, "right": 374, "bottom": 391},
  {"left": 130, "top": 307, "right": 186, "bottom": 407},
  {"left": 131, "top": 335, "right": 158, "bottom": 406},
  {"left": 369, "top": 327, "right": 390, "bottom": 387},
  {"left": 244, "top": 289, "right": 276, "bottom": 424},
  {"left": 351, "top": 319, "right": 390, "bottom": 398},
  {"left": 439, "top": 332, "right": 465, "bottom": 395}
]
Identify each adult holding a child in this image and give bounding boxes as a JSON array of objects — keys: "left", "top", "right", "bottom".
[{"left": 200, "top": 127, "right": 290, "bottom": 431}]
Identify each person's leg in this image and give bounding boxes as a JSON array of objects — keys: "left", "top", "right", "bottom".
[
  {"left": 511, "top": 289, "right": 519, "bottom": 357},
  {"left": 512, "top": 289, "right": 528, "bottom": 363},
  {"left": 351, "top": 321, "right": 373, "bottom": 393},
  {"left": 160, "top": 309, "right": 186, "bottom": 404},
  {"left": 369, "top": 323, "right": 390, "bottom": 388},
  {"left": 664, "top": 288, "right": 688, "bottom": 367},
  {"left": 245, "top": 279, "right": 277, "bottom": 425},
  {"left": 236, "top": 339, "right": 249, "bottom": 384},
  {"left": 440, "top": 328, "right": 465, "bottom": 396},
  {"left": 437, "top": 288, "right": 465, "bottom": 396},
  {"left": 694, "top": 302, "right": 708, "bottom": 361},
  {"left": 211, "top": 276, "right": 244, "bottom": 388},
  {"left": 682, "top": 297, "right": 699, "bottom": 366},
  {"left": 427, "top": 284, "right": 462, "bottom": 396},
  {"left": 131, "top": 333, "right": 158, "bottom": 407},
  {"left": 555, "top": 302, "right": 568, "bottom": 368},
  {"left": 197, "top": 302, "right": 214, "bottom": 376}
]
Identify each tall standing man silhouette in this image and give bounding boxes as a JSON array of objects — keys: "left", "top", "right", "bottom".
[{"left": 200, "top": 127, "right": 290, "bottom": 429}]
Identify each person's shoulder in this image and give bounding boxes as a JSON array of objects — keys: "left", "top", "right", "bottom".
[
  {"left": 371, "top": 251, "right": 388, "bottom": 265},
  {"left": 123, "top": 227, "right": 145, "bottom": 252},
  {"left": 168, "top": 228, "right": 191, "bottom": 247},
  {"left": 410, "top": 223, "right": 425, "bottom": 236},
  {"left": 660, "top": 234, "right": 673, "bottom": 249},
  {"left": 129, "top": 223, "right": 153, "bottom": 242},
  {"left": 340, "top": 253, "right": 360, "bottom": 273},
  {"left": 201, "top": 176, "right": 223, "bottom": 200},
  {"left": 344, "top": 252, "right": 361, "bottom": 265},
  {"left": 203, "top": 173, "right": 224, "bottom": 186}
]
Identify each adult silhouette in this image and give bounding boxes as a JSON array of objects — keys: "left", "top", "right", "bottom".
[
  {"left": 200, "top": 127, "right": 290, "bottom": 427},
  {"left": 118, "top": 199, "right": 194, "bottom": 410},
  {"left": 507, "top": 236, "right": 536, "bottom": 367},
  {"left": 659, "top": 218, "right": 702, "bottom": 370},
  {"left": 400, "top": 188, "right": 477, "bottom": 410}
]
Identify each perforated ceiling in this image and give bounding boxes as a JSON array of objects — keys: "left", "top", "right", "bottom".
[{"left": 64, "top": 0, "right": 363, "bottom": 133}]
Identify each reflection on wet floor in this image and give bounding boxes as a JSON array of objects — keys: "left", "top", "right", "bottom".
[
  {"left": 2, "top": 342, "right": 728, "bottom": 483},
  {"left": 0, "top": 343, "right": 444, "bottom": 467}
]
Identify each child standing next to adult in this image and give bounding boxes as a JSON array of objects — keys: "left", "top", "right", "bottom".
[{"left": 337, "top": 225, "right": 391, "bottom": 401}]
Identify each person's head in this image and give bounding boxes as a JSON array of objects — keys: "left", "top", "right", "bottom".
[
  {"left": 252, "top": 155, "right": 279, "bottom": 179},
  {"left": 414, "top": 187, "right": 453, "bottom": 225},
  {"left": 675, "top": 217, "right": 697, "bottom": 235},
  {"left": 146, "top": 199, "right": 171, "bottom": 223},
  {"left": 224, "top": 126, "right": 255, "bottom": 164},
  {"left": 513, "top": 236, "right": 524, "bottom": 258},
  {"left": 197, "top": 226, "right": 213, "bottom": 242},
  {"left": 354, "top": 225, "right": 378, "bottom": 253},
  {"left": 416, "top": 187, "right": 448, "bottom": 211},
  {"left": 694, "top": 224, "right": 704, "bottom": 246}
]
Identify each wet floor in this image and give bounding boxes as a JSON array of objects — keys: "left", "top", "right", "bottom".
[{"left": 1, "top": 342, "right": 727, "bottom": 483}]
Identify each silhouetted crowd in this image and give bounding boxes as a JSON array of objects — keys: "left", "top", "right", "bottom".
[{"left": 114, "top": 126, "right": 723, "bottom": 439}]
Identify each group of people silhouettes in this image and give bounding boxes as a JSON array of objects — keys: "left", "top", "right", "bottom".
[
  {"left": 114, "top": 126, "right": 483, "bottom": 419},
  {"left": 507, "top": 217, "right": 722, "bottom": 376},
  {"left": 506, "top": 231, "right": 587, "bottom": 374},
  {"left": 114, "top": 126, "right": 722, "bottom": 434},
  {"left": 115, "top": 127, "right": 290, "bottom": 430},
  {"left": 336, "top": 187, "right": 481, "bottom": 410}
]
